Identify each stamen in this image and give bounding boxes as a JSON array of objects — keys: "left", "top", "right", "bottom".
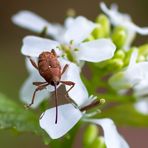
[{"left": 80, "top": 98, "right": 105, "bottom": 112}]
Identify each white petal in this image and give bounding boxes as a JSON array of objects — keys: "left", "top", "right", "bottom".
[
  {"left": 21, "top": 36, "right": 60, "bottom": 57},
  {"left": 12, "top": 10, "right": 49, "bottom": 32},
  {"left": 122, "top": 20, "right": 148, "bottom": 35},
  {"left": 61, "top": 62, "right": 89, "bottom": 107},
  {"left": 84, "top": 118, "right": 129, "bottom": 148},
  {"left": 124, "top": 30, "right": 136, "bottom": 50},
  {"left": 39, "top": 104, "right": 82, "bottom": 139},
  {"left": 64, "top": 16, "right": 96, "bottom": 44},
  {"left": 100, "top": 2, "right": 148, "bottom": 35},
  {"left": 134, "top": 79, "right": 148, "bottom": 97},
  {"left": 134, "top": 99, "right": 148, "bottom": 115},
  {"left": 12, "top": 10, "right": 63, "bottom": 37},
  {"left": 126, "top": 62, "right": 148, "bottom": 86},
  {"left": 128, "top": 50, "right": 138, "bottom": 68},
  {"left": 76, "top": 39, "right": 116, "bottom": 62},
  {"left": 25, "top": 58, "right": 38, "bottom": 73},
  {"left": 20, "top": 72, "right": 54, "bottom": 108},
  {"left": 100, "top": 2, "right": 131, "bottom": 26},
  {"left": 64, "top": 17, "right": 75, "bottom": 28},
  {"left": 110, "top": 61, "right": 148, "bottom": 90}
]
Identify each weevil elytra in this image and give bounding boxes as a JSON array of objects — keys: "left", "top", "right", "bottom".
[{"left": 26, "top": 49, "right": 75, "bottom": 124}]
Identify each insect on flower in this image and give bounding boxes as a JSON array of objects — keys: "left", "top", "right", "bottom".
[{"left": 26, "top": 49, "right": 75, "bottom": 124}]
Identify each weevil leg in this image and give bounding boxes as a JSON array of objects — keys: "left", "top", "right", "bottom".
[
  {"left": 33, "top": 82, "right": 48, "bottom": 86},
  {"left": 28, "top": 57, "right": 38, "bottom": 70},
  {"left": 60, "top": 81, "right": 75, "bottom": 97},
  {"left": 61, "top": 64, "right": 69, "bottom": 75},
  {"left": 25, "top": 83, "right": 49, "bottom": 108}
]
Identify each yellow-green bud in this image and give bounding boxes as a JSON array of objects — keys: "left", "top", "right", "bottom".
[
  {"left": 92, "top": 25, "right": 105, "bottom": 39},
  {"left": 83, "top": 124, "right": 98, "bottom": 147},
  {"left": 112, "top": 26, "right": 127, "bottom": 49},
  {"left": 124, "top": 47, "right": 138, "bottom": 66},
  {"left": 115, "top": 50, "right": 125, "bottom": 59},
  {"left": 91, "top": 137, "right": 106, "bottom": 148},
  {"left": 96, "top": 14, "right": 110, "bottom": 37},
  {"left": 138, "top": 44, "right": 148, "bottom": 58},
  {"left": 137, "top": 55, "right": 145, "bottom": 62},
  {"left": 108, "top": 58, "right": 124, "bottom": 70},
  {"left": 66, "top": 8, "right": 76, "bottom": 17}
]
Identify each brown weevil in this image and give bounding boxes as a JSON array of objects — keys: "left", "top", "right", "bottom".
[{"left": 26, "top": 49, "right": 75, "bottom": 124}]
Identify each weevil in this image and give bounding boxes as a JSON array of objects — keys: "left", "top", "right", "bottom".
[{"left": 26, "top": 49, "right": 75, "bottom": 124}]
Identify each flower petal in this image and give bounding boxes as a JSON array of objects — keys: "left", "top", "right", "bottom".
[
  {"left": 60, "top": 60, "right": 89, "bottom": 106},
  {"left": 109, "top": 51, "right": 148, "bottom": 90},
  {"left": 76, "top": 39, "right": 116, "bottom": 62},
  {"left": 84, "top": 118, "right": 129, "bottom": 148},
  {"left": 25, "top": 58, "right": 38, "bottom": 73},
  {"left": 64, "top": 16, "right": 96, "bottom": 44},
  {"left": 134, "top": 79, "right": 148, "bottom": 97},
  {"left": 134, "top": 99, "right": 148, "bottom": 115},
  {"left": 125, "top": 62, "right": 148, "bottom": 86},
  {"left": 100, "top": 2, "right": 131, "bottom": 26},
  {"left": 21, "top": 36, "right": 60, "bottom": 57},
  {"left": 39, "top": 104, "right": 82, "bottom": 139},
  {"left": 20, "top": 72, "right": 54, "bottom": 108},
  {"left": 12, "top": 10, "right": 63, "bottom": 37},
  {"left": 64, "top": 17, "right": 75, "bottom": 28},
  {"left": 100, "top": 2, "right": 148, "bottom": 35}
]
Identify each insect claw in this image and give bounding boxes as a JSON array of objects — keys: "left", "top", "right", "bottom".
[{"left": 24, "top": 104, "right": 32, "bottom": 110}]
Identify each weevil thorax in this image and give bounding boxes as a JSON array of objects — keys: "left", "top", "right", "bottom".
[{"left": 38, "top": 51, "right": 61, "bottom": 85}]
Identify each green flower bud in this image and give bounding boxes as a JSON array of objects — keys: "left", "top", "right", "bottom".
[
  {"left": 138, "top": 44, "right": 148, "bottom": 58},
  {"left": 115, "top": 50, "right": 125, "bottom": 60},
  {"left": 137, "top": 55, "right": 145, "bottom": 62},
  {"left": 92, "top": 25, "right": 105, "bottom": 39},
  {"left": 112, "top": 26, "right": 127, "bottom": 49},
  {"left": 83, "top": 124, "right": 98, "bottom": 147},
  {"left": 91, "top": 137, "right": 106, "bottom": 148},
  {"left": 96, "top": 14, "right": 110, "bottom": 37},
  {"left": 124, "top": 47, "right": 138, "bottom": 66},
  {"left": 108, "top": 58, "right": 124, "bottom": 70},
  {"left": 66, "top": 8, "right": 76, "bottom": 17}
]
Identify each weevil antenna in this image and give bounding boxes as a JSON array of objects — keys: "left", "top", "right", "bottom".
[{"left": 54, "top": 83, "right": 58, "bottom": 124}]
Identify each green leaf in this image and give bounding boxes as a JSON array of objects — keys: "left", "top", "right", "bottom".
[
  {"left": 99, "top": 103, "right": 148, "bottom": 127},
  {"left": 0, "top": 93, "right": 50, "bottom": 143}
]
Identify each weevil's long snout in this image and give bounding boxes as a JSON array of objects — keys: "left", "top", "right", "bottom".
[{"left": 54, "top": 84, "right": 58, "bottom": 124}]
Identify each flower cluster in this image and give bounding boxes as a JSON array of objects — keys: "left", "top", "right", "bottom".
[{"left": 12, "top": 2, "right": 148, "bottom": 148}]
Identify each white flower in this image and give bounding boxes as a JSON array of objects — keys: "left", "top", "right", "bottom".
[
  {"left": 39, "top": 96, "right": 129, "bottom": 148},
  {"left": 134, "top": 76, "right": 148, "bottom": 114},
  {"left": 109, "top": 50, "right": 148, "bottom": 115},
  {"left": 12, "top": 10, "right": 64, "bottom": 40},
  {"left": 100, "top": 2, "right": 148, "bottom": 49},
  {"left": 109, "top": 51, "right": 148, "bottom": 90},
  {"left": 12, "top": 10, "right": 91, "bottom": 42},
  {"left": 19, "top": 13, "right": 116, "bottom": 108},
  {"left": 134, "top": 98, "right": 148, "bottom": 115}
]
